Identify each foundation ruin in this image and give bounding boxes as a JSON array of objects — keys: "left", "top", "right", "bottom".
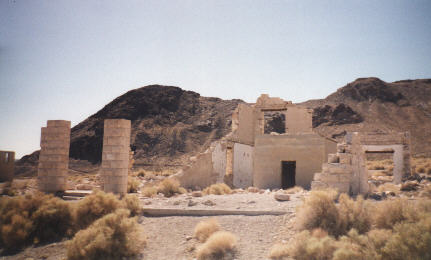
[
  {"left": 37, "top": 120, "right": 71, "bottom": 192},
  {"left": 0, "top": 151, "right": 15, "bottom": 182},
  {"left": 311, "top": 131, "right": 411, "bottom": 195}
]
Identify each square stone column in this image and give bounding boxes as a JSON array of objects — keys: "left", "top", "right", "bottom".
[
  {"left": 101, "top": 119, "right": 131, "bottom": 195},
  {"left": 0, "top": 151, "right": 15, "bottom": 182},
  {"left": 37, "top": 120, "right": 71, "bottom": 192}
]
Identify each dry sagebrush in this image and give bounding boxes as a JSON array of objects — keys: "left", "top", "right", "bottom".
[
  {"left": 67, "top": 209, "right": 145, "bottom": 260},
  {"left": 203, "top": 183, "right": 232, "bottom": 195},
  {"left": 196, "top": 231, "right": 237, "bottom": 260},
  {"left": 194, "top": 218, "right": 221, "bottom": 242}
]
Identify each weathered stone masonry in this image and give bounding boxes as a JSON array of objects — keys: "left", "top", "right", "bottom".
[
  {"left": 101, "top": 119, "right": 131, "bottom": 195},
  {"left": 0, "top": 151, "right": 15, "bottom": 182},
  {"left": 38, "top": 120, "right": 71, "bottom": 192}
]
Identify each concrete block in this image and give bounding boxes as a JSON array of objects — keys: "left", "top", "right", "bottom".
[{"left": 328, "top": 153, "right": 339, "bottom": 163}]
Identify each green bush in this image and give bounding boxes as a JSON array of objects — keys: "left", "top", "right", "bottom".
[{"left": 67, "top": 209, "right": 145, "bottom": 260}]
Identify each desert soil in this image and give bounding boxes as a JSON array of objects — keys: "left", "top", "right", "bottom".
[{"left": 2, "top": 191, "right": 304, "bottom": 260}]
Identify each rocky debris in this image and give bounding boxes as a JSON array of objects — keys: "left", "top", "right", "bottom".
[
  {"left": 187, "top": 200, "right": 198, "bottom": 207},
  {"left": 75, "top": 184, "right": 94, "bottom": 190},
  {"left": 368, "top": 192, "right": 384, "bottom": 200},
  {"left": 401, "top": 181, "right": 420, "bottom": 191},
  {"left": 247, "top": 187, "right": 260, "bottom": 193},
  {"left": 202, "top": 200, "right": 216, "bottom": 206},
  {"left": 191, "top": 191, "right": 203, "bottom": 197},
  {"left": 274, "top": 193, "right": 290, "bottom": 201}
]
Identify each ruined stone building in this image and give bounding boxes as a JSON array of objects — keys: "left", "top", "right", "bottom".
[
  {"left": 0, "top": 151, "right": 15, "bottom": 182},
  {"left": 175, "top": 95, "right": 337, "bottom": 190}
]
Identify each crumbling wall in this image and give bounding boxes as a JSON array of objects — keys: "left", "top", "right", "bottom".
[
  {"left": 285, "top": 106, "right": 313, "bottom": 134},
  {"left": 253, "top": 134, "right": 336, "bottom": 189},
  {"left": 232, "top": 103, "right": 255, "bottom": 145},
  {"left": 173, "top": 140, "right": 226, "bottom": 190},
  {"left": 232, "top": 143, "right": 254, "bottom": 188},
  {"left": 0, "top": 151, "right": 15, "bottom": 182}
]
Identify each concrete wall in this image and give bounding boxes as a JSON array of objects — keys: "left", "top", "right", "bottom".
[
  {"left": 253, "top": 134, "right": 336, "bottom": 189},
  {"left": 233, "top": 143, "right": 254, "bottom": 188},
  {"left": 234, "top": 104, "right": 255, "bottom": 145},
  {"left": 363, "top": 144, "right": 404, "bottom": 184},
  {"left": 285, "top": 106, "right": 313, "bottom": 134},
  {"left": 101, "top": 119, "right": 131, "bottom": 195},
  {"left": 0, "top": 151, "right": 15, "bottom": 182},
  {"left": 212, "top": 142, "right": 227, "bottom": 183},
  {"left": 38, "top": 120, "right": 71, "bottom": 192}
]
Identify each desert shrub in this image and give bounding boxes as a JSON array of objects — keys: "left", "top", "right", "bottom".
[
  {"left": 194, "top": 218, "right": 221, "bottom": 242},
  {"left": 381, "top": 214, "right": 431, "bottom": 260},
  {"left": 196, "top": 231, "right": 237, "bottom": 260},
  {"left": 127, "top": 176, "right": 140, "bottom": 193},
  {"left": 268, "top": 243, "right": 289, "bottom": 260},
  {"left": 74, "top": 190, "right": 122, "bottom": 229},
  {"left": 142, "top": 186, "right": 158, "bottom": 197},
  {"left": 137, "top": 170, "right": 146, "bottom": 177},
  {"left": 122, "top": 194, "right": 142, "bottom": 216},
  {"left": 203, "top": 183, "right": 232, "bottom": 195},
  {"left": 337, "top": 194, "right": 371, "bottom": 235},
  {"left": 157, "top": 178, "right": 185, "bottom": 197},
  {"left": 374, "top": 198, "right": 410, "bottom": 229},
  {"left": 419, "top": 184, "right": 431, "bottom": 198},
  {"left": 284, "top": 186, "right": 304, "bottom": 194},
  {"left": 0, "top": 213, "right": 33, "bottom": 251},
  {"left": 67, "top": 209, "right": 145, "bottom": 260},
  {"left": 296, "top": 189, "right": 340, "bottom": 236},
  {"left": 31, "top": 196, "right": 73, "bottom": 243},
  {"left": 285, "top": 229, "right": 337, "bottom": 260},
  {"left": 0, "top": 192, "right": 73, "bottom": 251}
]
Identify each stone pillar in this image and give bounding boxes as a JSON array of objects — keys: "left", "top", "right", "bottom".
[
  {"left": 38, "top": 120, "right": 71, "bottom": 192},
  {"left": 101, "top": 119, "right": 131, "bottom": 195},
  {"left": 0, "top": 151, "right": 15, "bottom": 182}
]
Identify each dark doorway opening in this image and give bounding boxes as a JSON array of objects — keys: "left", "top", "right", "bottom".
[{"left": 282, "top": 161, "right": 296, "bottom": 189}]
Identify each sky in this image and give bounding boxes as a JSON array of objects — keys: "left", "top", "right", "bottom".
[{"left": 1, "top": 0, "right": 431, "bottom": 159}]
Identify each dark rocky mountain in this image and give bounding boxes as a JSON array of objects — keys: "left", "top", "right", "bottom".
[
  {"left": 17, "top": 85, "right": 242, "bottom": 170},
  {"left": 300, "top": 77, "right": 431, "bottom": 156}
]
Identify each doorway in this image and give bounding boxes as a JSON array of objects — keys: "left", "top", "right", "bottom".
[{"left": 281, "top": 161, "right": 296, "bottom": 189}]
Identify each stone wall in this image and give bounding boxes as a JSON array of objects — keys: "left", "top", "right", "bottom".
[
  {"left": 0, "top": 151, "right": 15, "bottom": 182},
  {"left": 38, "top": 120, "right": 71, "bottom": 192},
  {"left": 101, "top": 119, "right": 131, "bottom": 195}
]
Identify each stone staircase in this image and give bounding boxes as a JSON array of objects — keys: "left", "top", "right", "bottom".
[{"left": 311, "top": 143, "right": 354, "bottom": 193}]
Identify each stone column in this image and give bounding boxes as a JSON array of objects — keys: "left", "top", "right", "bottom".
[
  {"left": 101, "top": 119, "right": 131, "bottom": 195},
  {"left": 38, "top": 120, "right": 71, "bottom": 192},
  {"left": 0, "top": 151, "right": 15, "bottom": 182}
]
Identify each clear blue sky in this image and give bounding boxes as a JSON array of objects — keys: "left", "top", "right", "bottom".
[{"left": 1, "top": 0, "right": 430, "bottom": 159}]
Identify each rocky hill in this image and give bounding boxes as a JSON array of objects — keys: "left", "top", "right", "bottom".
[
  {"left": 17, "top": 78, "right": 431, "bottom": 175},
  {"left": 18, "top": 85, "right": 242, "bottom": 171},
  {"left": 300, "top": 77, "right": 431, "bottom": 156}
]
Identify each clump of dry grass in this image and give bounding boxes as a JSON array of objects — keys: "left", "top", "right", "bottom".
[
  {"left": 412, "top": 157, "right": 431, "bottom": 175},
  {"left": 122, "top": 194, "right": 142, "bottom": 216},
  {"left": 203, "top": 183, "right": 232, "bottom": 195},
  {"left": 268, "top": 243, "right": 289, "bottom": 260},
  {"left": 374, "top": 198, "right": 411, "bottom": 229},
  {"left": 296, "top": 189, "right": 340, "bottom": 236},
  {"left": 67, "top": 209, "right": 145, "bottom": 260},
  {"left": 194, "top": 218, "right": 221, "bottom": 242},
  {"left": 127, "top": 176, "right": 140, "bottom": 193},
  {"left": 141, "top": 186, "right": 158, "bottom": 197},
  {"left": 0, "top": 192, "right": 73, "bottom": 252},
  {"left": 337, "top": 194, "right": 372, "bottom": 235},
  {"left": 196, "top": 231, "right": 237, "bottom": 260},
  {"left": 284, "top": 186, "right": 304, "bottom": 194},
  {"left": 157, "top": 178, "right": 186, "bottom": 197},
  {"left": 74, "top": 190, "right": 122, "bottom": 229}
]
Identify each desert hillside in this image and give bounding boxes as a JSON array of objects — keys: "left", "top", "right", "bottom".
[
  {"left": 17, "top": 78, "right": 431, "bottom": 173},
  {"left": 300, "top": 77, "right": 431, "bottom": 157}
]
